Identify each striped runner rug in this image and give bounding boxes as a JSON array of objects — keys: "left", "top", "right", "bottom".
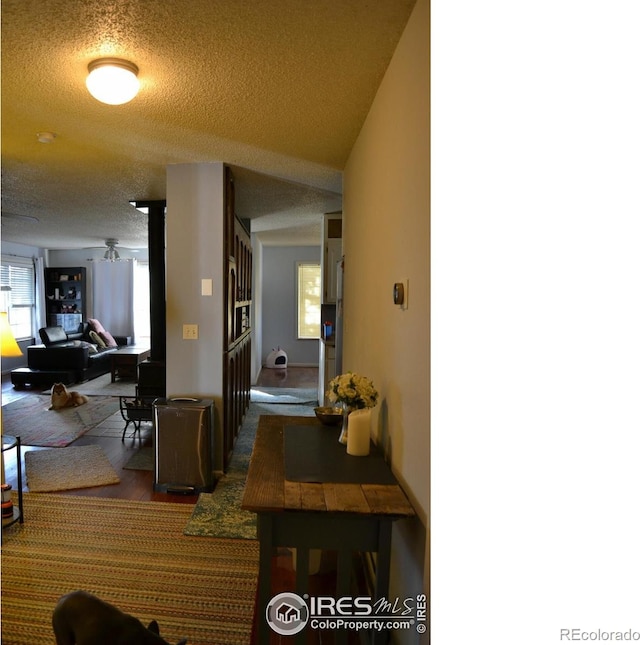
[{"left": 1, "top": 493, "right": 259, "bottom": 645}]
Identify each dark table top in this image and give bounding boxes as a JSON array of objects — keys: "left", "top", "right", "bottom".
[{"left": 242, "top": 415, "right": 415, "bottom": 518}]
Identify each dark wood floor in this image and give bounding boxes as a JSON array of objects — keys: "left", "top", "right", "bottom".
[
  {"left": 253, "top": 365, "right": 318, "bottom": 389},
  {"left": 1, "top": 366, "right": 318, "bottom": 503}
]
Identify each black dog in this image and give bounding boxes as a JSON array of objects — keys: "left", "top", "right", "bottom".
[{"left": 52, "top": 591, "right": 187, "bottom": 645}]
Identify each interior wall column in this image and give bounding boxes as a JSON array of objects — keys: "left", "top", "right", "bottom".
[{"left": 147, "top": 201, "right": 166, "bottom": 362}]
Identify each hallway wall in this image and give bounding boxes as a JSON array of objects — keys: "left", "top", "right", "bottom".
[
  {"left": 261, "top": 245, "right": 321, "bottom": 367},
  {"left": 342, "top": 0, "right": 429, "bottom": 638}
]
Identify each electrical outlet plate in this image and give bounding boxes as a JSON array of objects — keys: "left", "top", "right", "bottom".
[{"left": 183, "top": 324, "right": 198, "bottom": 339}]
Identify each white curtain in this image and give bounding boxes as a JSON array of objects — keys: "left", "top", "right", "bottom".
[
  {"left": 92, "top": 260, "right": 136, "bottom": 338},
  {"left": 33, "top": 256, "right": 46, "bottom": 331}
]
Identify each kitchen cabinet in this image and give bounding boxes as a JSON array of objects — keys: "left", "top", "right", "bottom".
[{"left": 321, "top": 215, "right": 342, "bottom": 304}]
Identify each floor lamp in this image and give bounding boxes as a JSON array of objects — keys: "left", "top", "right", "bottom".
[{"left": 1, "top": 311, "right": 23, "bottom": 484}]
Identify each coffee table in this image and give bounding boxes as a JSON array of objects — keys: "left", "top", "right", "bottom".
[{"left": 110, "top": 347, "right": 151, "bottom": 382}]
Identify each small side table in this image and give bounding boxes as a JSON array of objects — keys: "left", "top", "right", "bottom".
[
  {"left": 111, "top": 347, "right": 151, "bottom": 382},
  {"left": 2, "top": 435, "right": 24, "bottom": 529}
]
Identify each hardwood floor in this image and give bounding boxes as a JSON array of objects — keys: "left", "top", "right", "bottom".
[
  {"left": 255, "top": 365, "right": 318, "bottom": 389},
  {"left": 1, "top": 366, "right": 318, "bottom": 503}
]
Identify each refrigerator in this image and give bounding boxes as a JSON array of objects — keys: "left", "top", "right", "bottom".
[{"left": 153, "top": 397, "right": 215, "bottom": 494}]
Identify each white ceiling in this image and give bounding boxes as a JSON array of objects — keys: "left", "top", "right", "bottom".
[{"left": 1, "top": 0, "right": 416, "bottom": 250}]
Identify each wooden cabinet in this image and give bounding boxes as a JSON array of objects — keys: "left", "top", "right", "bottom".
[
  {"left": 45, "top": 267, "right": 86, "bottom": 332},
  {"left": 222, "top": 166, "right": 252, "bottom": 470},
  {"left": 224, "top": 166, "right": 253, "bottom": 347},
  {"left": 223, "top": 334, "right": 251, "bottom": 469},
  {"left": 228, "top": 221, "right": 252, "bottom": 345}
]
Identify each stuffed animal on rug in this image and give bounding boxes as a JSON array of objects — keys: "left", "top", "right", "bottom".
[
  {"left": 48, "top": 383, "right": 89, "bottom": 410},
  {"left": 52, "top": 590, "right": 187, "bottom": 645}
]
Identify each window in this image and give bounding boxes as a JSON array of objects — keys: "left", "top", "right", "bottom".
[
  {"left": 297, "top": 263, "right": 321, "bottom": 339},
  {"left": 1, "top": 258, "right": 36, "bottom": 340}
]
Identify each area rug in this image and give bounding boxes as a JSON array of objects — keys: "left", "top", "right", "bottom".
[
  {"left": 55, "top": 372, "right": 136, "bottom": 396},
  {"left": 250, "top": 386, "right": 317, "bottom": 404},
  {"left": 1, "top": 493, "right": 259, "bottom": 645},
  {"left": 1, "top": 395, "right": 121, "bottom": 447},
  {"left": 25, "top": 445, "right": 120, "bottom": 492},
  {"left": 184, "top": 398, "right": 315, "bottom": 539},
  {"left": 185, "top": 478, "right": 257, "bottom": 540}
]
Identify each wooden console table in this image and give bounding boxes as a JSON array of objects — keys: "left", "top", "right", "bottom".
[
  {"left": 242, "top": 415, "right": 415, "bottom": 644},
  {"left": 110, "top": 347, "right": 150, "bottom": 382}
]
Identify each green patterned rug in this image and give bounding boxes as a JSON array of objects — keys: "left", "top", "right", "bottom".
[
  {"left": 184, "top": 400, "right": 315, "bottom": 539},
  {"left": 184, "top": 475, "right": 257, "bottom": 539}
]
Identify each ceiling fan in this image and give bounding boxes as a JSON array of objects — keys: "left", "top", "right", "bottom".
[
  {"left": 103, "top": 238, "right": 120, "bottom": 261},
  {"left": 83, "top": 238, "right": 139, "bottom": 261}
]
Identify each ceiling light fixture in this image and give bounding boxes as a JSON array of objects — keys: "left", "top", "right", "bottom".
[
  {"left": 103, "top": 238, "right": 120, "bottom": 261},
  {"left": 86, "top": 58, "right": 139, "bottom": 105},
  {"left": 37, "top": 132, "right": 57, "bottom": 144}
]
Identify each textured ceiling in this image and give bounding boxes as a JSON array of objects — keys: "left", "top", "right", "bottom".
[{"left": 1, "top": 0, "right": 416, "bottom": 249}]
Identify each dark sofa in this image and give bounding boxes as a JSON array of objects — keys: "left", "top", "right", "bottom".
[{"left": 11, "top": 324, "right": 131, "bottom": 389}]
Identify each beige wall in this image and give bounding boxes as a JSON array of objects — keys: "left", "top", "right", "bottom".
[
  {"left": 166, "top": 162, "right": 226, "bottom": 471},
  {"left": 343, "top": 0, "right": 429, "bottom": 632}
]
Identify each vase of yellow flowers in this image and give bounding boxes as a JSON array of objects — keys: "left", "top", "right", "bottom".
[{"left": 327, "top": 372, "right": 378, "bottom": 444}]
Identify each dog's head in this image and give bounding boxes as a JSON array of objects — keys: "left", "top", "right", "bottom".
[{"left": 51, "top": 383, "right": 67, "bottom": 396}]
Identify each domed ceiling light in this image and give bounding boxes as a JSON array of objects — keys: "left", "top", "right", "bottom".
[
  {"left": 37, "top": 131, "right": 57, "bottom": 143},
  {"left": 86, "top": 58, "right": 139, "bottom": 105}
]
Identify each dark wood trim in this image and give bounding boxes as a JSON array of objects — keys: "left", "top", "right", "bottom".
[{"left": 146, "top": 201, "right": 166, "bottom": 363}]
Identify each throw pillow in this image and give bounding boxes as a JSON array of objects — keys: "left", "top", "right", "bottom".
[
  {"left": 88, "top": 318, "right": 106, "bottom": 334},
  {"left": 89, "top": 330, "right": 107, "bottom": 348},
  {"left": 72, "top": 340, "right": 99, "bottom": 354},
  {"left": 99, "top": 330, "right": 118, "bottom": 348}
]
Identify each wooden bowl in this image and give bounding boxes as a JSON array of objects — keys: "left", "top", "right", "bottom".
[{"left": 314, "top": 406, "right": 344, "bottom": 426}]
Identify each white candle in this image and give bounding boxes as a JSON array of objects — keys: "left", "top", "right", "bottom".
[{"left": 347, "top": 408, "right": 371, "bottom": 456}]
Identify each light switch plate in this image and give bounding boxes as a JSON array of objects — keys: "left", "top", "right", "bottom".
[
  {"left": 183, "top": 324, "right": 198, "bottom": 339},
  {"left": 201, "top": 278, "right": 213, "bottom": 296}
]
